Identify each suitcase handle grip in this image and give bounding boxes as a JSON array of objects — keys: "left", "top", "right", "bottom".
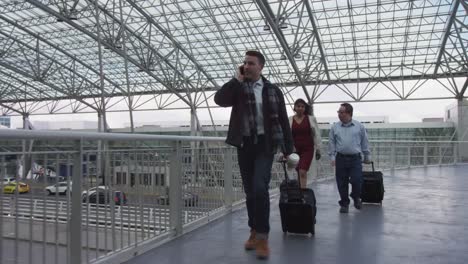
[
  {"left": 281, "top": 161, "right": 304, "bottom": 189},
  {"left": 363, "top": 161, "right": 375, "bottom": 172}
]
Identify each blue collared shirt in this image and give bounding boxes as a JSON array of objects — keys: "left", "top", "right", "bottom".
[{"left": 328, "top": 119, "right": 370, "bottom": 161}]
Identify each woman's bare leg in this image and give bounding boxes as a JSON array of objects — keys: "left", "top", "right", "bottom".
[{"left": 298, "top": 169, "right": 308, "bottom": 188}]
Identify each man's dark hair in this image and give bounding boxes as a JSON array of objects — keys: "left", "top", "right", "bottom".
[
  {"left": 340, "top": 103, "right": 353, "bottom": 117},
  {"left": 294, "top": 98, "right": 311, "bottom": 115},
  {"left": 245, "top": 50, "right": 265, "bottom": 67}
]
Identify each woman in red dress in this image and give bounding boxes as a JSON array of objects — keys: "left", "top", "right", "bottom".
[{"left": 289, "top": 99, "right": 322, "bottom": 188}]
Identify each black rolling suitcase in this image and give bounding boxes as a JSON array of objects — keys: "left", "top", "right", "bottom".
[
  {"left": 278, "top": 161, "right": 316, "bottom": 235},
  {"left": 361, "top": 161, "right": 384, "bottom": 204}
]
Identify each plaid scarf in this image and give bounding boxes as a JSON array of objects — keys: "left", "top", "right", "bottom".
[{"left": 243, "top": 80, "right": 284, "bottom": 147}]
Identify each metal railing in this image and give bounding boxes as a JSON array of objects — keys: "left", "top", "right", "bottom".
[
  {"left": 0, "top": 129, "right": 464, "bottom": 264},
  {"left": 0, "top": 130, "right": 237, "bottom": 264}
]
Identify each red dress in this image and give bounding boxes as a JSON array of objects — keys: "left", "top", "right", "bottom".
[{"left": 292, "top": 117, "right": 315, "bottom": 171}]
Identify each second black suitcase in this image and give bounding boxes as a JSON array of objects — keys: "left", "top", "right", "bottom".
[
  {"left": 361, "top": 161, "right": 384, "bottom": 204},
  {"left": 278, "top": 162, "right": 316, "bottom": 235}
]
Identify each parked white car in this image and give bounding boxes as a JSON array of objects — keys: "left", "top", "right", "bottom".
[
  {"left": 45, "top": 181, "right": 72, "bottom": 195},
  {"left": 2, "top": 177, "right": 16, "bottom": 185}
]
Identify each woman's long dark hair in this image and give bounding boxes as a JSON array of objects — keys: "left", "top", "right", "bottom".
[{"left": 293, "top": 98, "right": 311, "bottom": 115}]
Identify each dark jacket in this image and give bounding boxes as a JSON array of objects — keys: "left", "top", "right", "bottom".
[{"left": 214, "top": 76, "right": 293, "bottom": 155}]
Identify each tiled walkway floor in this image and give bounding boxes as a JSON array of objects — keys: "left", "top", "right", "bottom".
[{"left": 126, "top": 165, "right": 468, "bottom": 264}]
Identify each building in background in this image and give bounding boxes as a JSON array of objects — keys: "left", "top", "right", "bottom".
[
  {"left": 109, "top": 116, "right": 455, "bottom": 142},
  {"left": 445, "top": 99, "right": 468, "bottom": 161},
  {"left": 33, "top": 120, "right": 98, "bottom": 130},
  {"left": 0, "top": 116, "right": 11, "bottom": 128}
]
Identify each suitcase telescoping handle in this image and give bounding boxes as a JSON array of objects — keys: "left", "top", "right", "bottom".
[
  {"left": 281, "top": 160, "right": 291, "bottom": 182},
  {"left": 363, "top": 161, "right": 375, "bottom": 172},
  {"left": 281, "top": 159, "right": 304, "bottom": 201},
  {"left": 279, "top": 144, "right": 292, "bottom": 182}
]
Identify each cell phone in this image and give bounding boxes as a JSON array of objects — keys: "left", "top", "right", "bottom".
[{"left": 239, "top": 65, "right": 244, "bottom": 75}]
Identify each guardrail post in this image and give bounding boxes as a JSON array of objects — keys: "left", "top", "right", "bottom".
[
  {"left": 9, "top": 197, "right": 15, "bottom": 216},
  {"left": 0, "top": 155, "right": 4, "bottom": 259},
  {"left": 116, "top": 206, "right": 121, "bottom": 218},
  {"left": 223, "top": 148, "right": 233, "bottom": 210},
  {"left": 1, "top": 155, "right": 6, "bottom": 178},
  {"left": 169, "top": 141, "right": 182, "bottom": 235},
  {"left": 438, "top": 145, "right": 442, "bottom": 165},
  {"left": 69, "top": 140, "right": 82, "bottom": 264},
  {"left": 453, "top": 144, "right": 458, "bottom": 164},
  {"left": 390, "top": 142, "right": 395, "bottom": 171},
  {"left": 407, "top": 146, "right": 411, "bottom": 168},
  {"left": 423, "top": 143, "right": 428, "bottom": 166}
]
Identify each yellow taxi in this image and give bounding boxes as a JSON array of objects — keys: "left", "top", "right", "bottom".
[{"left": 3, "top": 182, "right": 30, "bottom": 194}]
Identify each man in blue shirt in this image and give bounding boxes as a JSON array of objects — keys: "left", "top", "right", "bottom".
[{"left": 328, "top": 103, "right": 371, "bottom": 213}]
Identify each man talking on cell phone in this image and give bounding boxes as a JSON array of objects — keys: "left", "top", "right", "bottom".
[{"left": 214, "top": 51, "right": 293, "bottom": 259}]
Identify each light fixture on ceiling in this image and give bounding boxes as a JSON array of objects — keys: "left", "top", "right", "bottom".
[
  {"left": 294, "top": 53, "right": 301, "bottom": 59},
  {"left": 280, "top": 54, "right": 287, "bottom": 60},
  {"left": 68, "top": 13, "right": 78, "bottom": 20},
  {"left": 263, "top": 19, "right": 271, "bottom": 31},
  {"left": 278, "top": 17, "right": 287, "bottom": 29},
  {"left": 103, "top": 38, "right": 123, "bottom": 50},
  {"left": 137, "top": 60, "right": 156, "bottom": 72},
  {"left": 264, "top": 17, "right": 288, "bottom": 31},
  {"left": 137, "top": 67, "right": 156, "bottom": 72},
  {"left": 56, "top": 9, "right": 78, "bottom": 22}
]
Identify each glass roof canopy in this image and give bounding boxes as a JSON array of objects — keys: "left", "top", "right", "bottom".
[{"left": 0, "top": 0, "right": 466, "bottom": 119}]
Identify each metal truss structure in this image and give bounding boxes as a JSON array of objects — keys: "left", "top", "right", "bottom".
[{"left": 0, "top": 0, "right": 466, "bottom": 129}]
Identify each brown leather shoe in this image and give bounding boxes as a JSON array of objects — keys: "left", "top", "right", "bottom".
[
  {"left": 244, "top": 230, "right": 256, "bottom": 250},
  {"left": 255, "top": 238, "right": 269, "bottom": 259}
]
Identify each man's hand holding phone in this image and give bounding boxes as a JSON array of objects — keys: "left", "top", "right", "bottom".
[{"left": 237, "top": 65, "right": 245, "bottom": 82}]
